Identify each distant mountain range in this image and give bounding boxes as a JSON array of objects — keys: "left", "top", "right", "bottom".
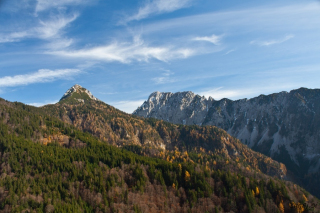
[{"left": 133, "top": 88, "right": 320, "bottom": 196}]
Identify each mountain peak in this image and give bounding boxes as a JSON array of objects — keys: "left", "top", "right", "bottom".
[{"left": 59, "top": 84, "right": 99, "bottom": 103}]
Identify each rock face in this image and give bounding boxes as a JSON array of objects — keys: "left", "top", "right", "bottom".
[
  {"left": 60, "top": 84, "right": 99, "bottom": 102},
  {"left": 133, "top": 88, "right": 320, "bottom": 177},
  {"left": 134, "top": 91, "right": 214, "bottom": 125}
]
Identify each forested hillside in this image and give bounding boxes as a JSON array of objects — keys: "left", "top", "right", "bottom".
[{"left": 0, "top": 87, "right": 318, "bottom": 212}]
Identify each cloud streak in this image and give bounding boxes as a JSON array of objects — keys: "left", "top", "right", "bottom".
[
  {"left": 193, "top": 34, "right": 221, "bottom": 45},
  {"left": 152, "top": 69, "right": 176, "bottom": 84},
  {"left": 141, "top": 3, "right": 320, "bottom": 36},
  {"left": 224, "top": 49, "right": 236, "bottom": 55},
  {"left": 50, "top": 37, "right": 195, "bottom": 63},
  {"left": 122, "top": 0, "right": 192, "bottom": 24},
  {"left": 250, "top": 34, "right": 295, "bottom": 46},
  {"left": 0, "top": 69, "right": 82, "bottom": 87},
  {"left": 27, "top": 100, "right": 59, "bottom": 107},
  {"left": 0, "top": 13, "right": 78, "bottom": 43},
  {"left": 35, "top": 0, "right": 90, "bottom": 13},
  {"left": 198, "top": 87, "right": 256, "bottom": 101}
]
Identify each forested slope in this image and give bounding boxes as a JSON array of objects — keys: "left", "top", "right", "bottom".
[{"left": 0, "top": 90, "right": 318, "bottom": 212}]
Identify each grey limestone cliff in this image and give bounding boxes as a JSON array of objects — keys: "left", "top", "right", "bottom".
[{"left": 134, "top": 88, "right": 320, "bottom": 178}]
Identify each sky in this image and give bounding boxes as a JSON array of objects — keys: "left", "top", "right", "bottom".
[{"left": 1, "top": 0, "right": 320, "bottom": 113}]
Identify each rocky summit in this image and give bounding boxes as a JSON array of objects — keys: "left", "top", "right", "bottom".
[
  {"left": 59, "top": 84, "right": 99, "bottom": 103},
  {"left": 133, "top": 88, "right": 320, "bottom": 195}
]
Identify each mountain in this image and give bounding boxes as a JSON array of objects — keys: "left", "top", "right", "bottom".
[
  {"left": 59, "top": 84, "right": 99, "bottom": 103},
  {"left": 133, "top": 88, "right": 320, "bottom": 197},
  {"left": 42, "top": 85, "right": 286, "bottom": 178},
  {"left": 0, "top": 85, "right": 318, "bottom": 212}
]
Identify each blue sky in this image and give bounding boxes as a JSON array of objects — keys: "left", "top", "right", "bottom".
[{"left": 1, "top": 0, "right": 320, "bottom": 113}]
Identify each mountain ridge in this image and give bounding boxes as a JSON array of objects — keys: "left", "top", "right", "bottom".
[{"left": 133, "top": 87, "right": 320, "bottom": 197}]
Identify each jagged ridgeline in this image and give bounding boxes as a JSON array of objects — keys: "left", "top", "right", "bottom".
[
  {"left": 0, "top": 86, "right": 317, "bottom": 212},
  {"left": 133, "top": 88, "right": 320, "bottom": 199}
]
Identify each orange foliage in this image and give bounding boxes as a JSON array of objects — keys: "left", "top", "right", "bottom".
[
  {"left": 289, "top": 201, "right": 305, "bottom": 213},
  {"left": 185, "top": 171, "right": 191, "bottom": 182},
  {"left": 278, "top": 201, "right": 284, "bottom": 213}
]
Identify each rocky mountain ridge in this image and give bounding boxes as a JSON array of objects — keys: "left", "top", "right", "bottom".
[
  {"left": 133, "top": 88, "right": 320, "bottom": 195},
  {"left": 133, "top": 91, "right": 214, "bottom": 125}
]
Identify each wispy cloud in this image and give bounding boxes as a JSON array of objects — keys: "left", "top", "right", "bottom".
[
  {"left": 0, "top": 13, "right": 78, "bottom": 43},
  {"left": 197, "top": 83, "right": 304, "bottom": 101},
  {"left": 44, "top": 38, "right": 74, "bottom": 50},
  {"left": 37, "top": 14, "right": 78, "bottom": 39},
  {"left": 250, "top": 34, "right": 295, "bottom": 46},
  {"left": 27, "top": 100, "right": 59, "bottom": 107},
  {"left": 198, "top": 87, "right": 256, "bottom": 101},
  {"left": 121, "top": 0, "right": 193, "bottom": 24},
  {"left": 193, "top": 34, "right": 222, "bottom": 45},
  {"left": 224, "top": 49, "right": 236, "bottom": 55},
  {"left": 35, "top": 0, "right": 90, "bottom": 13},
  {"left": 50, "top": 36, "right": 195, "bottom": 63},
  {"left": 0, "top": 69, "right": 82, "bottom": 87},
  {"left": 152, "top": 69, "right": 176, "bottom": 84},
  {"left": 141, "top": 3, "right": 320, "bottom": 36},
  {"left": 111, "top": 99, "right": 146, "bottom": 114},
  {"left": 0, "top": 32, "right": 28, "bottom": 43}
]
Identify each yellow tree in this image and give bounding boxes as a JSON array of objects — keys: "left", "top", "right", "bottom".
[
  {"left": 278, "top": 200, "right": 284, "bottom": 213},
  {"left": 255, "top": 187, "right": 260, "bottom": 196},
  {"left": 302, "top": 194, "right": 308, "bottom": 203},
  {"left": 185, "top": 171, "right": 191, "bottom": 182},
  {"left": 172, "top": 183, "right": 176, "bottom": 189},
  {"left": 289, "top": 201, "right": 305, "bottom": 213},
  {"left": 296, "top": 203, "right": 305, "bottom": 213}
]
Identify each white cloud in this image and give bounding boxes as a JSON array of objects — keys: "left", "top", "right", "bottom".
[
  {"left": 152, "top": 77, "right": 170, "bottom": 84},
  {"left": 141, "top": 3, "right": 320, "bottom": 36},
  {"left": 193, "top": 34, "right": 221, "bottom": 45},
  {"left": 35, "top": 0, "right": 90, "bottom": 13},
  {"left": 0, "top": 69, "right": 82, "bottom": 87},
  {"left": 198, "top": 84, "right": 303, "bottom": 101},
  {"left": 250, "top": 34, "right": 295, "bottom": 46},
  {"left": 122, "top": 0, "right": 193, "bottom": 24},
  {"left": 50, "top": 37, "right": 195, "bottom": 63},
  {"left": 0, "top": 13, "right": 78, "bottom": 43},
  {"left": 198, "top": 87, "right": 256, "bottom": 101},
  {"left": 111, "top": 100, "right": 146, "bottom": 114},
  {"left": 0, "top": 32, "right": 29, "bottom": 43},
  {"left": 152, "top": 69, "right": 176, "bottom": 84},
  {"left": 37, "top": 14, "right": 78, "bottom": 39},
  {"left": 27, "top": 100, "right": 59, "bottom": 107},
  {"left": 224, "top": 49, "right": 236, "bottom": 55},
  {"left": 44, "top": 38, "right": 74, "bottom": 50}
]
